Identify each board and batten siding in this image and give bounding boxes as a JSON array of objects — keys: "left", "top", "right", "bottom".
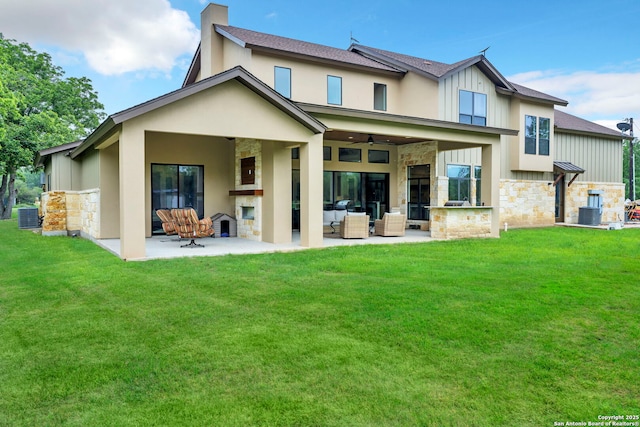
[
  {"left": 438, "top": 65, "right": 510, "bottom": 129},
  {"left": 554, "top": 132, "right": 623, "bottom": 183}
]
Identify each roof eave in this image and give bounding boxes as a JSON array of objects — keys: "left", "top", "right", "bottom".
[
  {"left": 182, "top": 44, "right": 201, "bottom": 88},
  {"left": 496, "top": 87, "right": 569, "bottom": 106},
  {"left": 71, "top": 117, "right": 118, "bottom": 159},
  {"left": 555, "top": 126, "right": 628, "bottom": 141},
  {"left": 297, "top": 102, "right": 518, "bottom": 136}
]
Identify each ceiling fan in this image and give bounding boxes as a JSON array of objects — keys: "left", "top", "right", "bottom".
[{"left": 363, "top": 134, "right": 392, "bottom": 146}]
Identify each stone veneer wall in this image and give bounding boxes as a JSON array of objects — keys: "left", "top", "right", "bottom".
[
  {"left": 235, "top": 138, "right": 262, "bottom": 242},
  {"left": 499, "top": 179, "right": 555, "bottom": 228},
  {"left": 397, "top": 142, "right": 438, "bottom": 226},
  {"left": 564, "top": 182, "right": 625, "bottom": 224},
  {"left": 41, "top": 189, "right": 100, "bottom": 238},
  {"left": 429, "top": 207, "right": 493, "bottom": 239},
  {"left": 41, "top": 191, "right": 67, "bottom": 236}
]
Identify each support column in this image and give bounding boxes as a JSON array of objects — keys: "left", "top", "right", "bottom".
[
  {"left": 481, "top": 140, "right": 501, "bottom": 237},
  {"left": 299, "top": 133, "right": 324, "bottom": 247},
  {"left": 262, "top": 140, "right": 292, "bottom": 244},
  {"left": 119, "top": 124, "right": 146, "bottom": 260}
]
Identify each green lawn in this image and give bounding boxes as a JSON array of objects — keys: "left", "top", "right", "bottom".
[{"left": 1, "top": 218, "right": 639, "bottom": 426}]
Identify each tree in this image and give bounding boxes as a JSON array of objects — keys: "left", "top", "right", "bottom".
[
  {"left": 0, "top": 35, "right": 105, "bottom": 219},
  {"left": 622, "top": 137, "right": 640, "bottom": 200}
]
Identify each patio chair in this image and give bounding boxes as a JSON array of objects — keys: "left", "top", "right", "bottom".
[
  {"left": 374, "top": 212, "right": 406, "bottom": 237},
  {"left": 156, "top": 209, "right": 178, "bottom": 236},
  {"left": 171, "top": 208, "right": 214, "bottom": 248},
  {"left": 339, "top": 213, "right": 370, "bottom": 239}
]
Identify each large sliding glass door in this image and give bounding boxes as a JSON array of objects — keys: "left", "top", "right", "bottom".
[
  {"left": 319, "top": 171, "right": 389, "bottom": 219},
  {"left": 151, "top": 164, "right": 204, "bottom": 234}
]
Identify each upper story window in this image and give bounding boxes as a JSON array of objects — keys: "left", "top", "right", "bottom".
[
  {"left": 525, "top": 115, "right": 550, "bottom": 156},
  {"left": 274, "top": 66, "right": 291, "bottom": 99},
  {"left": 374, "top": 83, "right": 387, "bottom": 111},
  {"left": 327, "top": 75, "right": 342, "bottom": 105},
  {"left": 459, "top": 90, "right": 487, "bottom": 126}
]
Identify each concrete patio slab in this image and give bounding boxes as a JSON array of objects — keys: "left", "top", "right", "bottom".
[{"left": 95, "top": 229, "right": 435, "bottom": 261}]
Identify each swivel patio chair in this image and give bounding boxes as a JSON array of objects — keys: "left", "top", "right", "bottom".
[{"left": 171, "top": 208, "right": 214, "bottom": 248}]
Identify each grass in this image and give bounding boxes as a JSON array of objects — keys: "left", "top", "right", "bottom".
[{"left": 1, "top": 218, "right": 639, "bottom": 426}]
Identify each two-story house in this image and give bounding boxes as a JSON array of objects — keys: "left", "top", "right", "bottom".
[{"left": 37, "top": 3, "right": 625, "bottom": 260}]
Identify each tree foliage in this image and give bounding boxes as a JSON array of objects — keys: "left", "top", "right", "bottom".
[{"left": 0, "top": 35, "right": 105, "bottom": 219}]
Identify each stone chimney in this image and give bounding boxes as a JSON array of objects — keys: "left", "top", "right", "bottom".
[{"left": 200, "top": 3, "right": 229, "bottom": 79}]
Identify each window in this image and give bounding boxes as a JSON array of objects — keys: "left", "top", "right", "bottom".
[
  {"left": 323, "top": 146, "right": 331, "bottom": 161},
  {"left": 525, "top": 115, "right": 537, "bottom": 154},
  {"left": 374, "top": 83, "right": 387, "bottom": 111},
  {"left": 327, "top": 75, "right": 342, "bottom": 105},
  {"left": 368, "top": 149, "right": 389, "bottom": 164},
  {"left": 459, "top": 90, "right": 487, "bottom": 126},
  {"left": 274, "top": 66, "right": 291, "bottom": 98},
  {"left": 539, "top": 117, "right": 550, "bottom": 156},
  {"left": 525, "top": 115, "right": 551, "bottom": 156},
  {"left": 339, "top": 147, "right": 361, "bottom": 163},
  {"left": 474, "top": 166, "right": 482, "bottom": 206},
  {"left": 291, "top": 147, "right": 299, "bottom": 159},
  {"left": 447, "top": 164, "right": 471, "bottom": 201}
]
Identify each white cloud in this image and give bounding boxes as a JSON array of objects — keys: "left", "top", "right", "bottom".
[
  {"left": 508, "top": 65, "right": 640, "bottom": 129},
  {"left": 0, "top": 0, "right": 200, "bottom": 76}
]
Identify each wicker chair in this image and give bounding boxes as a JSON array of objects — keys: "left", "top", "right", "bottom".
[
  {"left": 171, "top": 208, "right": 214, "bottom": 247},
  {"left": 156, "top": 209, "right": 178, "bottom": 236},
  {"left": 339, "top": 214, "right": 370, "bottom": 239},
  {"left": 374, "top": 213, "right": 406, "bottom": 236}
]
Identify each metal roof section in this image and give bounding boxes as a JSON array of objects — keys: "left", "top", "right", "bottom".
[
  {"left": 554, "top": 161, "right": 585, "bottom": 174},
  {"left": 215, "top": 25, "right": 402, "bottom": 75},
  {"left": 73, "top": 66, "right": 326, "bottom": 158}
]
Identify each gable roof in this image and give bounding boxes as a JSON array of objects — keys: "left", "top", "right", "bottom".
[
  {"left": 351, "top": 44, "right": 568, "bottom": 106},
  {"left": 73, "top": 66, "right": 325, "bottom": 158},
  {"left": 554, "top": 109, "right": 624, "bottom": 139},
  {"left": 215, "top": 25, "right": 402, "bottom": 74}
]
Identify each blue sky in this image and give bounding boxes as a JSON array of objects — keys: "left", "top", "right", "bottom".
[{"left": 1, "top": 0, "right": 638, "bottom": 132}]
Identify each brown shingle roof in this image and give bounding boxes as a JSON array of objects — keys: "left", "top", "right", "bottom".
[
  {"left": 350, "top": 45, "right": 457, "bottom": 78},
  {"left": 510, "top": 82, "right": 568, "bottom": 106},
  {"left": 215, "top": 25, "right": 401, "bottom": 73},
  {"left": 554, "top": 109, "right": 623, "bottom": 138}
]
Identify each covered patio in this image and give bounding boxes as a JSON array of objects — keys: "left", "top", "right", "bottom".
[{"left": 95, "top": 229, "right": 435, "bottom": 261}]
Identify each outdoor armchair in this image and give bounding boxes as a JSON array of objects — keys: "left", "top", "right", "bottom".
[
  {"left": 374, "top": 212, "right": 407, "bottom": 236},
  {"left": 339, "top": 213, "right": 370, "bottom": 239},
  {"left": 171, "top": 208, "right": 214, "bottom": 247}
]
